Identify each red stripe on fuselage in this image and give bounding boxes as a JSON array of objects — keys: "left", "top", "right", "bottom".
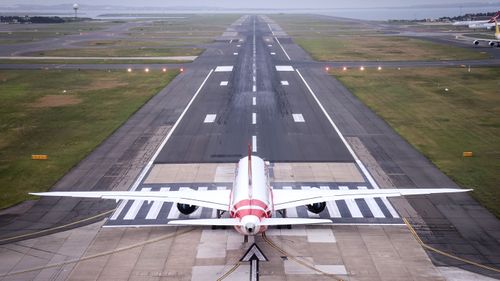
[
  {"left": 233, "top": 208, "right": 269, "bottom": 219},
  {"left": 233, "top": 199, "right": 268, "bottom": 210}
]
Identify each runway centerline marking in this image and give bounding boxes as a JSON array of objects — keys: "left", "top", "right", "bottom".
[
  {"left": 252, "top": 136, "right": 257, "bottom": 152},
  {"left": 296, "top": 69, "right": 380, "bottom": 189},
  {"left": 233, "top": 52, "right": 238, "bottom": 56},
  {"left": 204, "top": 114, "right": 217, "bottom": 123},
  {"left": 126, "top": 68, "right": 214, "bottom": 194},
  {"left": 292, "top": 114, "right": 305, "bottom": 123},
  {"left": 270, "top": 52, "right": 276, "bottom": 55},
  {"left": 281, "top": 80, "right": 289, "bottom": 86},
  {"left": 252, "top": 97, "right": 256, "bottom": 106},
  {"left": 220, "top": 81, "right": 228, "bottom": 86},
  {"left": 252, "top": 17, "right": 257, "bottom": 93},
  {"left": 252, "top": 113, "right": 257, "bottom": 125}
]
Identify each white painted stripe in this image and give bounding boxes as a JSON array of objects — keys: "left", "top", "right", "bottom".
[
  {"left": 320, "top": 186, "right": 341, "bottom": 218},
  {"left": 268, "top": 44, "right": 273, "bottom": 47},
  {"left": 357, "top": 186, "right": 385, "bottom": 218},
  {"left": 214, "top": 66, "right": 233, "bottom": 72},
  {"left": 292, "top": 114, "right": 305, "bottom": 123},
  {"left": 211, "top": 186, "right": 227, "bottom": 218},
  {"left": 204, "top": 114, "right": 217, "bottom": 123},
  {"left": 252, "top": 113, "right": 257, "bottom": 125},
  {"left": 229, "top": 39, "right": 233, "bottom": 44},
  {"left": 109, "top": 199, "right": 128, "bottom": 220},
  {"left": 236, "top": 44, "right": 241, "bottom": 47},
  {"left": 123, "top": 188, "right": 151, "bottom": 220},
  {"left": 146, "top": 187, "right": 170, "bottom": 220},
  {"left": 281, "top": 186, "right": 298, "bottom": 217},
  {"left": 275, "top": 65, "right": 294, "bottom": 72},
  {"left": 267, "top": 23, "right": 275, "bottom": 36},
  {"left": 127, "top": 69, "right": 214, "bottom": 193},
  {"left": 338, "top": 186, "right": 363, "bottom": 218},
  {"left": 252, "top": 136, "right": 257, "bottom": 152},
  {"left": 203, "top": 114, "right": 217, "bottom": 123},
  {"left": 296, "top": 69, "right": 381, "bottom": 190},
  {"left": 281, "top": 80, "right": 289, "bottom": 86},
  {"left": 233, "top": 52, "right": 238, "bottom": 55},
  {"left": 220, "top": 81, "right": 228, "bottom": 86},
  {"left": 252, "top": 97, "right": 256, "bottom": 106},
  {"left": 381, "top": 197, "right": 400, "bottom": 218},
  {"left": 275, "top": 36, "right": 291, "bottom": 61},
  {"left": 167, "top": 187, "right": 191, "bottom": 219},
  {"left": 189, "top": 187, "right": 208, "bottom": 218},
  {"left": 301, "top": 186, "right": 320, "bottom": 218},
  {"left": 270, "top": 52, "right": 276, "bottom": 55},
  {"left": 252, "top": 85, "right": 256, "bottom": 92}
]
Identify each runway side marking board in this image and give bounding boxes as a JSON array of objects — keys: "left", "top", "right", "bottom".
[
  {"left": 215, "top": 66, "right": 233, "bottom": 72},
  {"left": 276, "top": 65, "right": 294, "bottom": 72}
]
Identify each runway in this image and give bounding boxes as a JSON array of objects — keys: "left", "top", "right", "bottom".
[{"left": 0, "top": 14, "right": 499, "bottom": 281}]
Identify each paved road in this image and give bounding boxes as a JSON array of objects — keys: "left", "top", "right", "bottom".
[{"left": 0, "top": 14, "right": 499, "bottom": 279}]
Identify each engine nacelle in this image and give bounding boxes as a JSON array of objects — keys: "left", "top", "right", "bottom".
[
  {"left": 177, "top": 203, "right": 198, "bottom": 215},
  {"left": 306, "top": 202, "right": 326, "bottom": 214},
  {"left": 489, "top": 41, "right": 496, "bottom": 47},
  {"left": 473, "top": 40, "right": 479, "bottom": 45}
]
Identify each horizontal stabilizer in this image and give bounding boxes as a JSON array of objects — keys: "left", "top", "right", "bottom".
[
  {"left": 168, "top": 218, "right": 241, "bottom": 226},
  {"left": 259, "top": 218, "right": 331, "bottom": 226}
]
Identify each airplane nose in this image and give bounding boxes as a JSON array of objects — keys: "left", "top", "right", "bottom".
[{"left": 245, "top": 223, "right": 256, "bottom": 234}]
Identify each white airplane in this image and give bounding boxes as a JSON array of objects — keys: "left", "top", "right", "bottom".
[
  {"left": 31, "top": 147, "right": 471, "bottom": 236},
  {"left": 453, "top": 11, "right": 499, "bottom": 29},
  {"left": 472, "top": 20, "right": 500, "bottom": 47}
]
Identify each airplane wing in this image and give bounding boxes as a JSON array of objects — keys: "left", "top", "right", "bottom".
[
  {"left": 272, "top": 188, "right": 471, "bottom": 211},
  {"left": 30, "top": 189, "right": 231, "bottom": 211},
  {"left": 167, "top": 218, "right": 331, "bottom": 226}
]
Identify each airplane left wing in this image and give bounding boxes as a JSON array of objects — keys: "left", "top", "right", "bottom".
[
  {"left": 272, "top": 188, "right": 471, "bottom": 211},
  {"left": 30, "top": 189, "right": 231, "bottom": 211}
]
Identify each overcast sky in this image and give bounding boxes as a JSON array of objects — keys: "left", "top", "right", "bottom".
[{"left": 3, "top": 0, "right": 499, "bottom": 8}]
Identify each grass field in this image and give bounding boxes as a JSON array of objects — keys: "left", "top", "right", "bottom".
[
  {"left": 270, "top": 15, "right": 490, "bottom": 61},
  {"left": 26, "top": 47, "right": 203, "bottom": 57},
  {"left": 0, "top": 69, "right": 178, "bottom": 209},
  {"left": 333, "top": 67, "right": 500, "bottom": 217},
  {"left": 0, "top": 21, "right": 115, "bottom": 45}
]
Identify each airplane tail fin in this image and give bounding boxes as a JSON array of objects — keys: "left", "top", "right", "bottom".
[{"left": 488, "top": 11, "right": 500, "bottom": 23}]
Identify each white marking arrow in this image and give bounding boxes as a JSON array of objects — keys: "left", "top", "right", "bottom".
[{"left": 240, "top": 243, "right": 268, "bottom": 281}]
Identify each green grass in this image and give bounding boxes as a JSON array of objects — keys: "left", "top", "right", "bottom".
[
  {"left": 270, "top": 15, "right": 490, "bottom": 61},
  {"left": 25, "top": 47, "right": 202, "bottom": 57},
  {"left": 294, "top": 36, "right": 489, "bottom": 61},
  {"left": 333, "top": 67, "right": 500, "bottom": 218},
  {"left": 0, "top": 69, "right": 178, "bottom": 209}
]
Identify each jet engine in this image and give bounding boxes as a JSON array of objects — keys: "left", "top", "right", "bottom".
[
  {"left": 177, "top": 203, "right": 198, "bottom": 215},
  {"left": 473, "top": 40, "right": 479, "bottom": 45},
  {"left": 489, "top": 41, "right": 496, "bottom": 47},
  {"left": 306, "top": 202, "right": 326, "bottom": 214}
]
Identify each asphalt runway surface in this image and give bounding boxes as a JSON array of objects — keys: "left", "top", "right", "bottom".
[{"left": 0, "top": 14, "right": 499, "bottom": 280}]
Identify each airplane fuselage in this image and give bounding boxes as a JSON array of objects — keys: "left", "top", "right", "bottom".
[{"left": 229, "top": 156, "right": 272, "bottom": 235}]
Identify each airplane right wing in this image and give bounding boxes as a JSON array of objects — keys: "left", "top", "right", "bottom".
[
  {"left": 30, "top": 189, "right": 231, "bottom": 211},
  {"left": 272, "top": 188, "right": 471, "bottom": 211}
]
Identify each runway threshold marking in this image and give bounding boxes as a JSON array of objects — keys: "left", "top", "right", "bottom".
[
  {"left": 125, "top": 68, "right": 214, "bottom": 195},
  {"left": 296, "top": 69, "right": 381, "bottom": 190}
]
